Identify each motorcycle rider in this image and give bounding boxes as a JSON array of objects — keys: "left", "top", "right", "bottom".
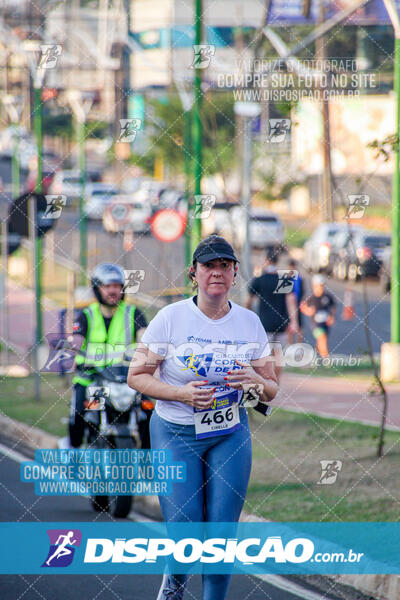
[{"left": 68, "top": 263, "right": 149, "bottom": 448}]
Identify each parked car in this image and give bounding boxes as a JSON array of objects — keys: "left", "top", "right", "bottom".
[
  {"left": 0, "top": 126, "right": 36, "bottom": 169},
  {"left": 379, "top": 246, "right": 391, "bottom": 292},
  {"left": 330, "top": 230, "right": 391, "bottom": 281},
  {"left": 48, "top": 169, "right": 101, "bottom": 197},
  {"left": 102, "top": 195, "right": 152, "bottom": 234},
  {"left": 231, "top": 207, "right": 285, "bottom": 249},
  {"left": 327, "top": 228, "right": 364, "bottom": 278},
  {"left": 130, "top": 179, "right": 167, "bottom": 210},
  {"left": 303, "top": 223, "right": 350, "bottom": 273},
  {"left": 48, "top": 169, "right": 83, "bottom": 198},
  {"left": 158, "top": 188, "right": 184, "bottom": 210},
  {"left": 84, "top": 183, "right": 120, "bottom": 219},
  {"left": 201, "top": 201, "right": 237, "bottom": 238},
  {"left": 120, "top": 177, "right": 144, "bottom": 194}
]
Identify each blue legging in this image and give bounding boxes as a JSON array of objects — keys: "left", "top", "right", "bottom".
[{"left": 150, "top": 408, "right": 252, "bottom": 600}]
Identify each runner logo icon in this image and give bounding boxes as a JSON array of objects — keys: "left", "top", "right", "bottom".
[
  {"left": 42, "top": 529, "right": 82, "bottom": 567},
  {"left": 177, "top": 353, "right": 214, "bottom": 377}
]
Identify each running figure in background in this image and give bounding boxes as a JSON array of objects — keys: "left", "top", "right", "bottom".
[
  {"left": 287, "top": 258, "right": 305, "bottom": 344},
  {"left": 246, "top": 248, "right": 298, "bottom": 382},
  {"left": 300, "top": 274, "right": 336, "bottom": 358}
]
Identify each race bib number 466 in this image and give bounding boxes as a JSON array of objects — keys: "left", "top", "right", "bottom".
[{"left": 194, "top": 390, "right": 240, "bottom": 439}]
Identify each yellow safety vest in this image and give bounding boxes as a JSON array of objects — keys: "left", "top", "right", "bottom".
[{"left": 73, "top": 301, "right": 136, "bottom": 386}]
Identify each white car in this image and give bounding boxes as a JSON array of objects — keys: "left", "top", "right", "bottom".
[
  {"left": 303, "top": 223, "right": 350, "bottom": 273},
  {"left": 102, "top": 195, "right": 152, "bottom": 234},
  {"left": 49, "top": 169, "right": 83, "bottom": 198},
  {"left": 201, "top": 202, "right": 236, "bottom": 239},
  {"left": 131, "top": 179, "right": 166, "bottom": 208},
  {"left": 83, "top": 183, "right": 120, "bottom": 220},
  {"left": 0, "top": 126, "right": 36, "bottom": 169},
  {"left": 231, "top": 208, "right": 285, "bottom": 248}
]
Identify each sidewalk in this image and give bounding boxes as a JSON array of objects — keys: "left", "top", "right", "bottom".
[
  {"left": 3, "top": 280, "right": 400, "bottom": 430},
  {"left": 3, "top": 280, "right": 60, "bottom": 359},
  {"left": 277, "top": 373, "right": 400, "bottom": 430}
]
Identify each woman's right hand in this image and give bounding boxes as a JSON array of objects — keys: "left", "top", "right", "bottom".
[{"left": 177, "top": 381, "right": 215, "bottom": 409}]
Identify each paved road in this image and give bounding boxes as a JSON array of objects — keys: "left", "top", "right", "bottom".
[
  {"left": 0, "top": 437, "right": 348, "bottom": 600},
  {"left": 51, "top": 213, "right": 390, "bottom": 356},
  {"left": 3, "top": 203, "right": 390, "bottom": 359}
]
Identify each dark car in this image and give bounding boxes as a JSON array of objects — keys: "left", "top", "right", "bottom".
[
  {"left": 378, "top": 246, "right": 391, "bottom": 292},
  {"left": 330, "top": 230, "right": 391, "bottom": 281},
  {"left": 303, "top": 223, "right": 349, "bottom": 273}
]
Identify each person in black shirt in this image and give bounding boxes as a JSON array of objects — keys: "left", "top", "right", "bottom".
[
  {"left": 300, "top": 274, "right": 336, "bottom": 358},
  {"left": 246, "top": 249, "right": 298, "bottom": 381}
]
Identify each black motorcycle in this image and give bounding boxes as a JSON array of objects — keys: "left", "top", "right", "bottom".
[{"left": 84, "top": 365, "right": 149, "bottom": 518}]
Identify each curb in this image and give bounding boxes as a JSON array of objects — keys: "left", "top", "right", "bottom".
[
  {"left": 0, "top": 412, "right": 162, "bottom": 520},
  {"left": 0, "top": 412, "right": 59, "bottom": 450}
]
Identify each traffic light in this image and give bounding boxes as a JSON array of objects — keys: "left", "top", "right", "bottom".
[{"left": 8, "top": 192, "right": 57, "bottom": 238}]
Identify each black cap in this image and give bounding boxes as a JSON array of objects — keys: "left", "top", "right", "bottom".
[{"left": 192, "top": 235, "right": 239, "bottom": 264}]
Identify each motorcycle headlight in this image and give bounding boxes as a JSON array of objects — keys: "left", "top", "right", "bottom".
[{"left": 108, "top": 383, "right": 137, "bottom": 411}]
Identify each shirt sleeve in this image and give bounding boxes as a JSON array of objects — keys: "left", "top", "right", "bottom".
[
  {"left": 140, "top": 308, "right": 170, "bottom": 357},
  {"left": 299, "top": 277, "right": 305, "bottom": 301},
  {"left": 134, "top": 307, "right": 147, "bottom": 332},
  {"left": 72, "top": 310, "right": 88, "bottom": 337},
  {"left": 328, "top": 293, "right": 336, "bottom": 309},
  {"left": 251, "top": 316, "right": 271, "bottom": 361},
  {"left": 304, "top": 294, "right": 314, "bottom": 308},
  {"left": 248, "top": 276, "right": 259, "bottom": 296}
]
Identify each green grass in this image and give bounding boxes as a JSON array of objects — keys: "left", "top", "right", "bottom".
[
  {"left": 246, "top": 409, "right": 400, "bottom": 522},
  {"left": 285, "top": 366, "right": 376, "bottom": 380},
  {"left": 284, "top": 226, "right": 311, "bottom": 248},
  {"left": 361, "top": 205, "right": 391, "bottom": 218},
  {"left": 1, "top": 376, "right": 399, "bottom": 521},
  {"left": 0, "top": 374, "right": 70, "bottom": 438}
]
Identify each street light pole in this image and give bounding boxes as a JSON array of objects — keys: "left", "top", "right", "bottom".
[
  {"left": 173, "top": 79, "right": 194, "bottom": 285},
  {"left": 191, "top": 0, "right": 203, "bottom": 253},
  {"left": 67, "top": 90, "right": 93, "bottom": 285},
  {"left": 2, "top": 95, "right": 24, "bottom": 199},
  {"left": 78, "top": 118, "right": 87, "bottom": 283},
  {"left": 380, "top": 0, "right": 400, "bottom": 380},
  {"left": 33, "top": 77, "right": 44, "bottom": 345},
  {"left": 392, "top": 35, "right": 400, "bottom": 343},
  {"left": 184, "top": 109, "right": 192, "bottom": 275},
  {"left": 242, "top": 116, "right": 252, "bottom": 282},
  {"left": 234, "top": 101, "right": 261, "bottom": 283}
]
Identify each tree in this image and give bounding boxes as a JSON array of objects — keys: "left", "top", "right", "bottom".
[{"left": 128, "top": 91, "right": 235, "bottom": 180}]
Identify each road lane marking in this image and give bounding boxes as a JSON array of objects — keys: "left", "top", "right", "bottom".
[
  {"left": 0, "top": 442, "right": 340, "bottom": 599},
  {"left": 0, "top": 442, "right": 27, "bottom": 463}
]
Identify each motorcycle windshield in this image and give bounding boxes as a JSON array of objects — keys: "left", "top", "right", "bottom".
[{"left": 94, "top": 364, "right": 129, "bottom": 383}]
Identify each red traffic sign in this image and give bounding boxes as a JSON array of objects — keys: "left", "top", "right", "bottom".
[{"left": 151, "top": 209, "right": 186, "bottom": 242}]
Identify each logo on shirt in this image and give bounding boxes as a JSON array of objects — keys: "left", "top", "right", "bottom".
[
  {"left": 187, "top": 336, "right": 212, "bottom": 343},
  {"left": 177, "top": 353, "right": 214, "bottom": 377}
]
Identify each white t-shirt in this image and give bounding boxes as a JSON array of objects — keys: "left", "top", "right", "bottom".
[{"left": 141, "top": 297, "right": 271, "bottom": 424}]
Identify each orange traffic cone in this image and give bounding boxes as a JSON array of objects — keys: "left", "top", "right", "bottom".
[
  {"left": 123, "top": 229, "right": 135, "bottom": 252},
  {"left": 342, "top": 289, "right": 355, "bottom": 320}
]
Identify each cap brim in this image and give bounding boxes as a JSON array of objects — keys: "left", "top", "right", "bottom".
[{"left": 196, "top": 252, "right": 239, "bottom": 263}]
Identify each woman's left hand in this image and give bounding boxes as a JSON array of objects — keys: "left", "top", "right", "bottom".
[{"left": 223, "top": 359, "right": 262, "bottom": 390}]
